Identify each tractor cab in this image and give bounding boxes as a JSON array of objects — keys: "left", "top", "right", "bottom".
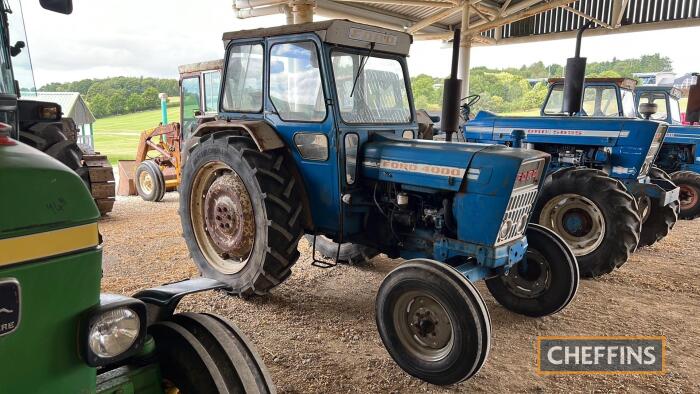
[
  {"left": 179, "top": 59, "right": 224, "bottom": 139},
  {"left": 635, "top": 85, "right": 684, "bottom": 124},
  {"left": 542, "top": 77, "right": 638, "bottom": 118}
]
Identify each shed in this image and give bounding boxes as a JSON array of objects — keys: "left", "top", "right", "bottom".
[{"left": 29, "top": 92, "right": 96, "bottom": 148}]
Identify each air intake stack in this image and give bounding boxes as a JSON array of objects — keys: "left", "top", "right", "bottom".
[
  {"left": 562, "top": 21, "right": 593, "bottom": 116},
  {"left": 441, "top": 29, "right": 463, "bottom": 142}
]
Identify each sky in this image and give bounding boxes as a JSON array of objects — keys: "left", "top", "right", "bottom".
[{"left": 16, "top": 0, "right": 700, "bottom": 88}]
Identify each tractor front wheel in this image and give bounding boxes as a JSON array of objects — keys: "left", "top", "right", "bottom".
[
  {"left": 150, "top": 312, "right": 274, "bottom": 393},
  {"left": 671, "top": 171, "right": 700, "bottom": 219},
  {"left": 533, "top": 168, "right": 641, "bottom": 278},
  {"left": 638, "top": 167, "right": 679, "bottom": 247},
  {"left": 375, "top": 259, "right": 491, "bottom": 385},
  {"left": 485, "top": 224, "right": 578, "bottom": 317},
  {"left": 180, "top": 132, "right": 303, "bottom": 297},
  {"left": 135, "top": 160, "right": 165, "bottom": 202}
]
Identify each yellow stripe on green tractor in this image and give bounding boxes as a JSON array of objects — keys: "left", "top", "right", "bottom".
[{"left": 0, "top": 223, "right": 99, "bottom": 267}]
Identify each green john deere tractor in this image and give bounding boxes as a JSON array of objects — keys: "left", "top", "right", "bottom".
[{"left": 0, "top": 2, "right": 273, "bottom": 393}]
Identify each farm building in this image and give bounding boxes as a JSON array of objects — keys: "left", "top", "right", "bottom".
[{"left": 28, "top": 91, "right": 96, "bottom": 148}]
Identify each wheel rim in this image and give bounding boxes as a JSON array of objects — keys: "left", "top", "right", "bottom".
[
  {"left": 190, "top": 161, "right": 255, "bottom": 274},
  {"left": 679, "top": 184, "right": 699, "bottom": 210},
  {"left": 393, "top": 291, "right": 454, "bottom": 362},
  {"left": 539, "top": 193, "right": 606, "bottom": 256},
  {"left": 500, "top": 249, "right": 552, "bottom": 299},
  {"left": 637, "top": 196, "right": 651, "bottom": 223},
  {"left": 138, "top": 170, "right": 154, "bottom": 194}
]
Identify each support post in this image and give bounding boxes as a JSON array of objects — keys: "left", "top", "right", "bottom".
[
  {"left": 291, "top": 0, "right": 315, "bottom": 23},
  {"left": 458, "top": 2, "right": 471, "bottom": 99}
]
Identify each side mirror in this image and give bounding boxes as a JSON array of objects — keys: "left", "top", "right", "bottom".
[
  {"left": 638, "top": 103, "right": 658, "bottom": 120},
  {"left": 10, "top": 41, "right": 25, "bottom": 57},
  {"left": 39, "top": 0, "right": 73, "bottom": 14}
]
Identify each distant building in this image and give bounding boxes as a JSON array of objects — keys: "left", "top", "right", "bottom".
[{"left": 26, "top": 92, "right": 96, "bottom": 148}]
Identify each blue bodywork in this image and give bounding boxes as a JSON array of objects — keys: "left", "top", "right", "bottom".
[
  {"left": 635, "top": 85, "right": 700, "bottom": 174},
  {"left": 216, "top": 27, "right": 552, "bottom": 283}
]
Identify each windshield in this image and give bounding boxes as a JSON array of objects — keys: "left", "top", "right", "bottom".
[
  {"left": 638, "top": 92, "right": 670, "bottom": 122},
  {"left": 6, "top": 0, "right": 35, "bottom": 96},
  {"left": 331, "top": 50, "right": 410, "bottom": 124},
  {"left": 543, "top": 84, "right": 564, "bottom": 115}
]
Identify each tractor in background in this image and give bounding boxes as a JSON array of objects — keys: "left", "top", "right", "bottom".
[
  {"left": 3, "top": 0, "right": 115, "bottom": 215},
  {"left": 0, "top": 2, "right": 273, "bottom": 393},
  {"left": 635, "top": 79, "right": 700, "bottom": 219},
  {"left": 117, "top": 60, "right": 222, "bottom": 202},
  {"left": 178, "top": 20, "right": 579, "bottom": 385},
  {"left": 462, "top": 23, "right": 679, "bottom": 279}
]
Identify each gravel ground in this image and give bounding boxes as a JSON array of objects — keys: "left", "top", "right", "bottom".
[{"left": 100, "top": 193, "right": 700, "bottom": 393}]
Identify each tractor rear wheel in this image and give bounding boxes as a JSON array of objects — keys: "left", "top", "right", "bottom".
[
  {"left": 150, "top": 312, "right": 274, "bottom": 393},
  {"left": 304, "top": 235, "right": 378, "bottom": 265},
  {"left": 375, "top": 259, "right": 490, "bottom": 385},
  {"left": 485, "top": 224, "right": 578, "bottom": 317},
  {"left": 180, "top": 131, "right": 303, "bottom": 297},
  {"left": 135, "top": 160, "right": 165, "bottom": 202},
  {"left": 671, "top": 171, "right": 700, "bottom": 219},
  {"left": 638, "top": 167, "right": 679, "bottom": 247},
  {"left": 533, "top": 168, "right": 641, "bottom": 278}
]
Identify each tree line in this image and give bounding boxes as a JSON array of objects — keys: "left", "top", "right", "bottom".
[
  {"left": 412, "top": 53, "right": 674, "bottom": 114},
  {"left": 40, "top": 76, "right": 179, "bottom": 118}
]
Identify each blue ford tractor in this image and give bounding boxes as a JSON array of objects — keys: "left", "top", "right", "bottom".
[
  {"left": 178, "top": 21, "right": 579, "bottom": 385},
  {"left": 635, "top": 79, "right": 700, "bottom": 219},
  {"left": 463, "top": 24, "right": 679, "bottom": 279}
]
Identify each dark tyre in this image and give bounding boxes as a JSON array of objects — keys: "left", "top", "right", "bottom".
[
  {"left": 376, "top": 259, "right": 491, "bottom": 385},
  {"left": 638, "top": 167, "right": 679, "bottom": 247},
  {"left": 44, "top": 140, "right": 83, "bottom": 171},
  {"left": 304, "top": 235, "right": 378, "bottom": 265},
  {"left": 135, "top": 160, "right": 165, "bottom": 202},
  {"left": 485, "top": 224, "right": 578, "bottom": 317},
  {"left": 180, "top": 131, "right": 303, "bottom": 297},
  {"left": 533, "top": 167, "right": 641, "bottom": 278},
  {"left": 671, "top": 171, "right": 700, "bottom": 219},
  {"left": 150, "top": 312, "right": 274, "bottom": 394},
  {"left": 18, "top": 122, "right": 66, "bottom": 151}
]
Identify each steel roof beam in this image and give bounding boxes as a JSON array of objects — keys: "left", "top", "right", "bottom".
[{"left": 334, "top": 0, "right": 455, "bottom": 8}]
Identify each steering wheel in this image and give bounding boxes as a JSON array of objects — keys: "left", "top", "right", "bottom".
[{"left": 460, "top": 94, "right": 481, "bottom": 122}]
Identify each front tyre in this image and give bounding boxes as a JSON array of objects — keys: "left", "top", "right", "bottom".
[
  {"left": 533, "top": 168, "right": 641, "bottom": 278},
  {"left": 671, "top": 171, "right": 700, "bottom": 219},
  {"left": 638, "top": 167, "right": 679, "bottom": 247},
  {"left": 485, "top": 224, "right": 578, "bottom": 317},
  {"left": 180, "top": 132, "right": 304, "bottom": 297},
  {"left": 135, "top": 160, "right": 165, "bottom": 202},
  {"left": 375, "top": 259, "right": 491, "bottom": 385}
]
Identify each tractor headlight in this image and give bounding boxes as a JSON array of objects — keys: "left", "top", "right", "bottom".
[
  {"left": 81, "top": 294, "right": 147, "bottom": 367},
  {"left": 88, "top": 307, "right": 141, "bottom": 358}
]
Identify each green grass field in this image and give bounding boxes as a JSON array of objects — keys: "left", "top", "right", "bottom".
[{"left": 94, "top": 104, "right": 180, "bottom": 164}]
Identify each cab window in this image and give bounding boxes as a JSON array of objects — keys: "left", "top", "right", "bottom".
[
  {"left": 543, "top": 84, "right": 564, "bottom": 115},
  {"left": 203, "top": 71, "right": 221, "bottom": 113},
  {"left": 181, "top": 77, "right": 201, "bottom": 136},
  {"left": 638, "top": 92, "right": 669, "bottom": 121},
  {"left": 269, "top": 41, "right": 325, "bottom": 122},
  {"left": 582, "top": 86, "right": 619, "bottom": 117},
  {"left": 222, "top": 43, "right": 264, "bottom": 113}
]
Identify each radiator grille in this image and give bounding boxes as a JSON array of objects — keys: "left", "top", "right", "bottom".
[{"left": 497, "top": 186, "right": 540, "bottom": 245}]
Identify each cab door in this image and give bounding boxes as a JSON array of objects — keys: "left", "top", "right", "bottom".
[
  {"left": 263, "top": 34, "right": 341, "bottom": 235},
  {"left": 180, "top": 76, "right": 202, "bottom": 139}
]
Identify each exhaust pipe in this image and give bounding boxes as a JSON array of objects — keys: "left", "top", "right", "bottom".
[
  {"left": 441, "top": 29, "right": 463, "bottom": 142},
  {"left": 562, "top": 21, "right": 594, "bottom": 116}
]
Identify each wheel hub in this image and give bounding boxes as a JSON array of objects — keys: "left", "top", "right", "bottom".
[
  {"left": 679, "top": 184, "right": 699, "bottom": 210},
  {"left": 501, "top": 250, "right": 551, "bottom": 298},
  {"left": 139, "top": 171, "right": 154, "bottom": 194},
  {"left": 394, "top": 293, "right": 453, "bottom": 361},
  {"left": 539, "top": 193, "right": 606, "bottom": 256},
  {"left": 637, "top": 196, "right": 651, "bottom": 223},
  {"left": 204, "top": 174, "right": 254, "bottom": 259}
]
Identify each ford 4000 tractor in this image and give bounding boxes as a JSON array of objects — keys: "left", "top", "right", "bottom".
[
  {"left": 178, "top": 21, "right": 579, "bottom": 385},
  {"left": 635, "top": 79, "right": 700, "bottom": 219},
  {"left": 0, "top": 2, "right": 273, "bottom": 393},
  {"left": 463, "top": 24, "right": 679, "bottom": 279}
]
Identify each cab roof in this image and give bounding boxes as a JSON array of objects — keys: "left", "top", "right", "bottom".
[
  {"left": 222, "top": 19, "right": 412, "bottom": 56},
  {"left": 635, "top": 85, "right": 683, "bottom": 99},
  {"left": 178, "top": 59, "right": 224, "bottom": 77},
  {"left": 548, "top": 77, "right": 637, "bottom": 90}
]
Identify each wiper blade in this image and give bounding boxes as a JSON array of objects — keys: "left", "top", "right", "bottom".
[{"left": 350, "top": 42, "right": 375, "bottom": 98}]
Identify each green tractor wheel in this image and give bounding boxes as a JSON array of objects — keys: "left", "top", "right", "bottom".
[{"left": 150, "top": 312, "right": 274, "bottom": 393}]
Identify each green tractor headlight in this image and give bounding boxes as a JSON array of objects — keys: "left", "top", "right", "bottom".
[
  {"left": 81, "top": 294, "right": 147, "bottom": 367},
  {"left": 88, "top": 307, "right": 141, "bottom": 358}
]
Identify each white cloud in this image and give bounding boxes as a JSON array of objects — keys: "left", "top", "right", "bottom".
[{"left": 17, "top": 0, "right": 700, "bottom": 87}]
